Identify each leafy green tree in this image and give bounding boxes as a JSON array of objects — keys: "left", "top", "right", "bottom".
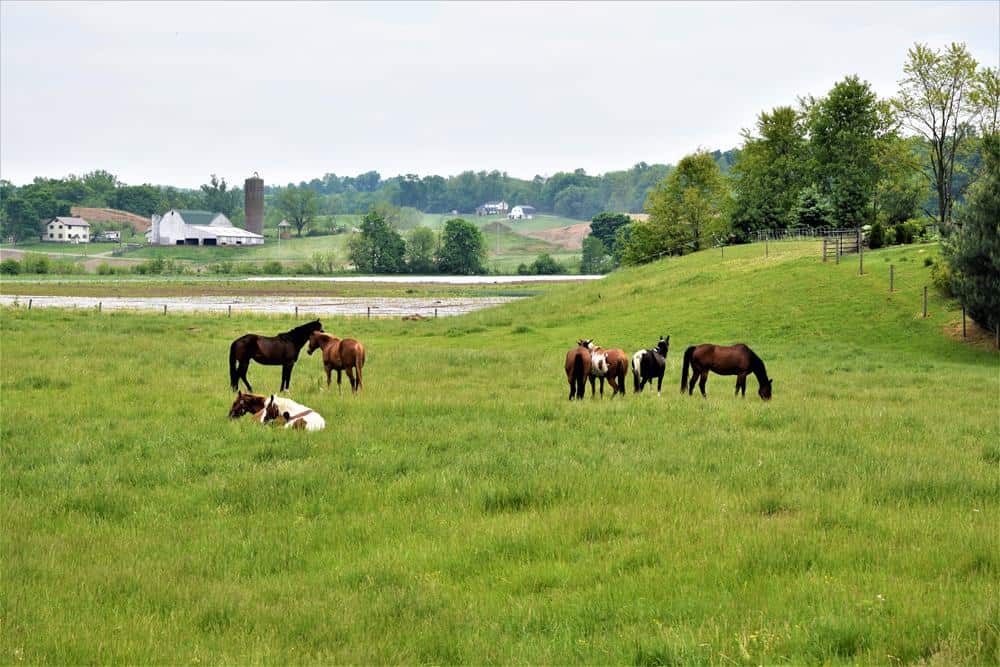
[
  {"left": 199, "top": 175, "right": 241, "bottom": 217},
  {"left": 1, "top": 195, "right": 40, "bottom": 241},
  {"left": 894, "top": 43, "right": 983, "bottom": 228},
  {"left": 792, "top": 185, "right": 834, "bottom": 228},
  {"left": 589, "top": 212, "right": 631, "bottom": 255},
  {"left": 437, "top": 218, "right": 486, "bottom": 275},
  {"left": 553, "top": 185, "right": 604, "bottom": 219},
  {"left": 731, "top": 106, "right": 809, "bottom": 239},
  {"left": 346, "top": 210, "right": 406, "bottom": 273},
  {"left": 113, "top": 185, "right": 162, "bottom": 216},
  {"left": 527, "top": 253, "right": 564, "bottom": 275},
  {"left": 405, "top": 226, "right": 438, "bottom": 273},
  {"left": 624, "top": 150, "right": 732, "bottom": 263},
  {"left": 807, "top": 76, "right": 883, "bottom": 228},
  {"left": 276, "top": 186, "right": 319, "bottom": 237},
  {"left": 946, "top": 134, "right": 1000, "bottom": 333},
  {"left": 580, "top": 236, "right": 612, "bottom": 274}
]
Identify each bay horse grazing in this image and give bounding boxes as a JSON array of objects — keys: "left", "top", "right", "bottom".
[
  {"left": 680, "top": 343, "right": 772, "bottom": 400},
  {"left": 632, "top": 335, "right": 670, "bottom": 395},
  {"left": 565, "top": 339, "right": 592, "bottom": 400},
  {"left": 228, "top": 320, "right": 322, "bottom": 393},
  {"left": 586, "top": 341, "right": 628, "bottom": 397},
  {"left": 307, "top": 331, "right": 365, "bottom": 393}
]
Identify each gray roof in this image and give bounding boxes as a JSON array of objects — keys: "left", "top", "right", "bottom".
[
  {"left": 176, "top": 209, "right": 221, "bottom": 226},
  {"left": 52, "top": 216, "right": 90, "bottom": 227}
]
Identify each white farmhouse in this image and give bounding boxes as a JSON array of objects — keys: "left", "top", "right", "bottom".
[
  {"left": 146, "top": 209, "right": 264, "bottom": 246},
  {"left": 44, "top": 217, "right": 91, "bottom": 243},
  {"left": 508, "top": 205, "right": 536, "bottom": 221}
]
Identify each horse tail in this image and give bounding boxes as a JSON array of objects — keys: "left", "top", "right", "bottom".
[
  {"left": 355, "top": 345, "right": 365, "bottom": 391},
  {"left": 632, "top": 353, "right": 642, "bottom": 392},
  {"left": 573, "top": 351, "right": 584, "bottom": 388},
  {"left": 681, "top": 346, "right": 695, "bottom": 393},
  {"left": 229, "top": 339, "right": 240, "bottom": 390}
]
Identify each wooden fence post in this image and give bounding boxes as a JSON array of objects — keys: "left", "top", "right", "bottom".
[
  {"left": 858, "top": 232, "right": 864, "bottom": 275},
  {"left": 295, "top": 305, "right": 299, "bottom": 318},
  {"left": 923, "top": 287, "right": 928, "bottom": 318},
  {"left": 765, "top": 237, "right": 768, "bottom": 258},
  {"left": 822, "top": 238, "right": 827, "bottom": 262},
  {"left": 28, "top": 299, "right": 32, "bottom": 310},
  {"left": 889, "top": 265, "right": 894, "bottom": 293},
  {"left": 962, "top": 305, "right": 967, "bottom": 338},
  {"left": 367, "top": 306, "right": 371, "bottom": 320},
  {"left": 434, "top": 308, "right": 438, "bottom": 318},
  {"left": 228, "top": 305, "right": 232, "bottom": 317},
  {"left": 98, "top": 302, "right": 102, "bottom": 313},
  {"left": 163, "top": 304, "right": 167, "bottom": 315}
]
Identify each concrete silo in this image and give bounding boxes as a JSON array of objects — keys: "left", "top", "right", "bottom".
[{"left": 244, "top": 173, "right": 264, "bottom": 235}]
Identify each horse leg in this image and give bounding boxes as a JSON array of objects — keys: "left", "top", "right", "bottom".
[
  {"left": 656, "top": 371, "right": 663, "bottom": 396},
  {"left": 324, "top": 364, "right": 332, "bottom": 389},
  {"left": 239, "top": 361, "right": 253, "bottom": 393},
  {"left": 688, "top": 364, "right": 698, "bottom": 396},
  {"left": 698, "top": 371, "right": 708, "bottom": 398},
  {"left": 737, "top": 373, "right": 747, "bottom": 397},
  {"left": 599, "top": 376, "right": 605, "bottom": 398},
  {"left": 336, "top": 369, "right": 343, "bottom": 394},
  {"left": 346, "top": 367, "right": 357, "bottom": 393},
  {"left": 589, "top": 376, "right": 596, "bottom": 398},
  {"left": 282, "top": 364, "right": 292, "bottom": 392}
]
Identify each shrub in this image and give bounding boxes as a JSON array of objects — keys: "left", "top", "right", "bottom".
[
  {"left": 894, "top": 219, "right": 922, "bottom": 244},
  {"left": 21, "top": 254, "right": 50, "bottom": 274},
  {"left": 923, "top": 256, "right": 934, "bottom": 267},
  {"left": 0, "top": 259, "right": 20, "bottom": 275},
  {"left": 262, "top": 260, "right": 283, "bottom": 275},
  {"left": 868, "top": 221, "right": 886, "bottom": 249},
  {"left": 528, "top": 253, "right": 564, "bottom": 275},
  {"left": 97, "top": 263, "right": 114, "bottom": 275},
  {"left": 930, "top": 258, "right": 954, "bottom": 296}
]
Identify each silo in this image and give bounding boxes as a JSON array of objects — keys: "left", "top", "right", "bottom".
[{"left": 244, "top": 173, "right": 264, "bottom": 235}]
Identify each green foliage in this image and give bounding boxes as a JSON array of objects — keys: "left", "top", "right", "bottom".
[
  {"left": 731, "top": 106, "right": 810, "bottom": 239},
  {"left": 623, "top": 151, "right": 731, "bottom": 264},
  {"left": 580, "top": 236, "right": 612, "bottom": 274},
  {"left": 405, "top": 226, "right": 437, "bottom": 274},
  {"left": 517, "top": 253, "right": 564, "bottom": 275},
  {"left": 946, "top": 134, "right": 1000, "bottom": 331},
  {"left": 930, "top": 256, "right": 954, "bottom": 296},
  {"left": 588, "top": 212, "right": 631, "bottom": 259},
  {"left": 807, "top": 76, "right": 882, "bottom": 228},
  {"left": 437, "top": 218, "right": 486, "bottom": 275},
  {"left": 347, "top": 210, "right": 406, "bottom": 274},
  {"left": 276, "top": 186, "right": 319, "bottom": 237},
  {"left": 792, "top": 185, "right": 834, "bottom": 228},
  {"left": 0, "top": 258, "right": 20, "bottom": 275},
  {"left": 868, "top": 221, "right": 888, "bottom": 249},
  {"left": 199, "top": 175, "right": 240, "bottom": 218},
  {"left": 262, "top": 261, "right": 283, "bottom": 275}
]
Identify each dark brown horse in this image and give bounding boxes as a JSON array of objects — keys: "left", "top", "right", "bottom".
[
  {"left": 680, "top": 343, "right": 772, "bottom": 400},
  {"left": 587, "top": 341, "right": 628, "bottom": 397},
  {"left": 228, "top": 391, "right": 268, "bottom": 419},
  {"left": 307, "top": 331, "right": 366, "bottom": 393},
  {"left": 229, "top": 320, "right": 322, "bottom": 392},
  {"left": 565, "top": 339, "right": 593, "bottom": 400}
]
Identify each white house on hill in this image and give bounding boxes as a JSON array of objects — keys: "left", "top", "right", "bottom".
[
  {"left": 146, "top": 209, "right": 264, "bottom": 246},
  {"left": 508, "top": 205, "right": 536, "bottom": 220},
  {"left": 44, "top": 217, "right": 91, "bottom": 243}
]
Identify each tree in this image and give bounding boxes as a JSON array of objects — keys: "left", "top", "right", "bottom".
[
  {"left": 807, "top": 76, "right": 883, "bottom": 228},
  {"left": 894, "top": 43, "right": 982, "bottom": 228},
  {"left": 81, "top": 170, "right": 119, "bottom": 207},
  {"left": 946, "top": 133, "right": 1000, "bottom": 333},
  {"left": 199, "top": 175, "right": 240, "bottom": 217},
  {"left": 437, "top": 218, "right": 486, "bottom": 275},
  {"left": 792, "top": 185, "right": 834, "bottom": 228},
  {"left": 405, "top": 226, "right": 437, "bottom": 274},
  {"left": 276, "top": 186, "right": 319, "bottom": 237},
  {"left": 346, "top": 210, "right": 405, "bottom": 273},
  {"left": 113, "top": 184, "right": 162, "bottom": 216},
  {"left": 731, "top": 106, "right": 809, "bottom": 239},
  {"left": 589, "top": 212, "right": 631, "bottom": 254},
  {"left": 580, "top": 236, "right": 612, "bottom": 274},
  {"left": 1, "top": 194, "right": 40, "bottom": 241},
  {"left": 624, "top": 150, "right": 732, "bottom": 263},
  {"left": 971, "top": 67, "right": 1000, "bottom": 137}
]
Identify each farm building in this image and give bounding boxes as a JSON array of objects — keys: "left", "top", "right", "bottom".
[
  {"left": 146, "top": 209, "right": 264, "bottom": 246},
  {"left": 43, "top": 217, "right": 91, "bottom": 243},
  {"left": 476, "top": 201, "right": 509, "bottom": 216},
  {"left": 508, "top": 205, "right": 536, "bottom": 220}
]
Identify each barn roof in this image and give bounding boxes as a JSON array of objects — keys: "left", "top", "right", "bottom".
[
  {"left": 52, "top": 216, "right": 90, "bottom": 227},
  {"left": 176, "top": 209, "right": 222, "bottom": 226}
]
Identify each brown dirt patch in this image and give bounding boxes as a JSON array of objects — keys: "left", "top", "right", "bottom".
[
  {"left": 521, "top": 222, "right": 592, "bottom": 251},
  {"left": 943, "top": 318, "right": 999, "bottom": 351}
]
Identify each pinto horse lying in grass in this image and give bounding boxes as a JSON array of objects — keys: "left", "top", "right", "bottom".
[
  {"left": 227, "top": 391, "right": 326, "bottom": 431},
  {"left": 680, "top": 343, "right": 772, "bottom": 400},
  {"left": 307, "top": 331, "right": 365, "bottom": 393},
  {"left": 586, "top": 341, "right": 628, "bottom": 397}
]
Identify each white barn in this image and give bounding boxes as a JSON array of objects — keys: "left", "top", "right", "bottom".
[
  {"left": 146, "top": 209, "right": 264, "bottom": 246},
  {"left": 44, "top": 217, "right": 91, "bottom": 243},
  {"left": 508, "top": 205, "right": 536, "bottom": 221}
]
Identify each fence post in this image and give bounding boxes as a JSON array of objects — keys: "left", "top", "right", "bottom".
[
  {"left": 98, "top": 302, "right": 102, "bottom": 313},
  {"left": 765, "top": 237, "right": 768, "bottom": 258},
  {"left": 822, "top": 238, "right": 827, "bottom": 262},
  {"left": 889, "top": 265, "right": 894, "bottom": 293},
  {"left": 962, "top": 305, "right": 967, "bottom": 338},
  {"left": 367, "top": 306, "right": 371, "bottom": 320},
  {"left": 836, "top": 238, "right": 840, "bottom": 264},
  {"left": 228, "top": 305, "right": 232, "bottom": 317},
  {"left": 434, "top": 308, "right": 438, "bottom": 318},
  {"left": 28, "top": 298, "right": 32, "bottom": 310},
  {"left": 163, "top": 304, "right": 167, "bottom": 315},
  {"left": 721, "top": 245, "right": 724, "bottom": 259},
  {"left": 923, "top": 286, "right": 928, "bottom": 318},
  {"left": 858, "top": 233, "right": 864, "bottom": 275}
]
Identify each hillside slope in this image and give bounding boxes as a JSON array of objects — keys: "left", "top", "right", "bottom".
[{"left": 2, "top": 240, "right": 997, "bottom": 665}]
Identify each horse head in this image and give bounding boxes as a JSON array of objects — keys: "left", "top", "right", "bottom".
[
  {"left": 306, "top": 330, "right": 326, "bottom": 355},
  {"left": 578, "top": 339, "right": 594, "bottom": 350},
  {"left": 759, "top": 378, "right": 773, "bottom": 401},
  {"left": 229, "top": 390, "right": 267, "bottom": 418},
  {"left": 656, "top": 335, "right": 670, "bottom": 357}
]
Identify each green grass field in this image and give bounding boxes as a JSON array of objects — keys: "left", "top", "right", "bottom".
[{"left": 2, "top": 241, "right": 997, "bottom": 664}]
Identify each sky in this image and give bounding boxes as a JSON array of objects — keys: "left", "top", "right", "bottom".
[{"left": 1, "top": 1, "right": 997, "bottom": 189}]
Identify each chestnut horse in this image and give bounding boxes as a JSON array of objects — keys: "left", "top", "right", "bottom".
[
  {"left": 587, "top": 341, "right": 628, "bottom": 397},
  {"left": 564, "top": 339, "right": 592, "bottom": 400},
  {"left": 307, "top": 331, "right": 365, "bottom": 393},
  {"left": 228, "top": 391, "right": 268, "bottom": 419},
  {"left": 680, "top": 343, "right": 772, "bottom": 400},
  {"left": 229, "top": 320, "right": 322, "bottom": 392}
]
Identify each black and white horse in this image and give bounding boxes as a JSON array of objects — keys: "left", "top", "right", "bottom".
[{"left": 631, "top": 336, "right": 670, "bottom": 395}]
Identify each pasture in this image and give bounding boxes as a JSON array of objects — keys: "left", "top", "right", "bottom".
[{"left": 2, "top": 241, "right": 997, "bottom": 664}]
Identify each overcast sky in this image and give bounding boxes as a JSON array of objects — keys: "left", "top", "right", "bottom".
[{"left": 1, "top": 1, "right": 997, "bottom": 189}]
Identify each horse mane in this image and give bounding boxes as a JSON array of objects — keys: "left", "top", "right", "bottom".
[
  {"left": 746, "top": 347, "right": 767, "bottom": 378},
  {"left": 281, "top": 320, "right": 322, "bottom": 345}
]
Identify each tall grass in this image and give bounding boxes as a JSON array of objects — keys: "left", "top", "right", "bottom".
[{"left": 1, "top": 241, "right": 997, "bottom": 664}]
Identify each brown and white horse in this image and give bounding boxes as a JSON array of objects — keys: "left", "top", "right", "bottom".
[
  {"left": 564, "top": 339, "right": 593, "bottom": 400},
  {"left": 586, "top": 341, "right": 628, "bottom": 397},
  {"left": 680, "top": 343, "right": 772, "bottom": 400},
  {"left": 307, "top": 331, "right": 365, "bottom": 393}
]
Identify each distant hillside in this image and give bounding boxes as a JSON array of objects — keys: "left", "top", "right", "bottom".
[{"left": 70, "top": 207, "right": 150, "bottom": 232}]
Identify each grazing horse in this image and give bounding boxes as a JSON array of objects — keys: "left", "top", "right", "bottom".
[
  {"left": 632, "top": 335, "right": 670, "bottom": 395},
  {"left": 586, "top": 341, "right": 628, "bottom": 397},
  {"left": 307, "top": 331, "right": 366, "bottom": 393},
  {"left": 680, "top": 343, "right": 773, "bottom": 400},
  {"left": 229, "top": 320, "right": 322, "bottom": 393},
  {"left": 262, "top": 394, "right": 326, "bottom": 431},
  {"left": 565, "top": 339, "right": 593, "bottom": 400}
]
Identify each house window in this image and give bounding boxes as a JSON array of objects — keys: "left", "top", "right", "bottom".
[
  {"left": 58, "top": 234, "right": 63, "bottom": 239},
  {"left": 49, "top": 233, "right": 53, "bottom": 238}
]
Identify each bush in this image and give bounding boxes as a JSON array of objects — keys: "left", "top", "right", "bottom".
[
  {"left": 262, "top": 260, "right": 283, "bottom": 275},
  {"left": 97, "top": 263, "right": 114, "bottom": 275},
  {"left": 868, "top": 221, "right": 886, "bottom": 249},
  {"left": 0, "top": 259, "right": 20, "bottom": 275},
  {"left": 894, "top": 219, "right": 922, "bottom": 244},
  {"left": 930, "top": 258, "right": 954, "bottom": 296},
  {"left": 21, "top": 254, "right": 50, "bottom": 274},
  {"left": 528, "top": 253, "right": 564, "bottom": 275}
]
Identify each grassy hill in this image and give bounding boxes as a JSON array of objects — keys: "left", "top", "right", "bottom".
[{"left": 2, "top": 241, "right": 996, "bottom": 664}]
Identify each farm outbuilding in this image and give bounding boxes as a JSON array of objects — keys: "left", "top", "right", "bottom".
[
  {"left": 508, "top": 205, "right": 536, "bottom": 220},
  {"left": 146, "top": 209, "right": 264, "bottom": 246}
]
